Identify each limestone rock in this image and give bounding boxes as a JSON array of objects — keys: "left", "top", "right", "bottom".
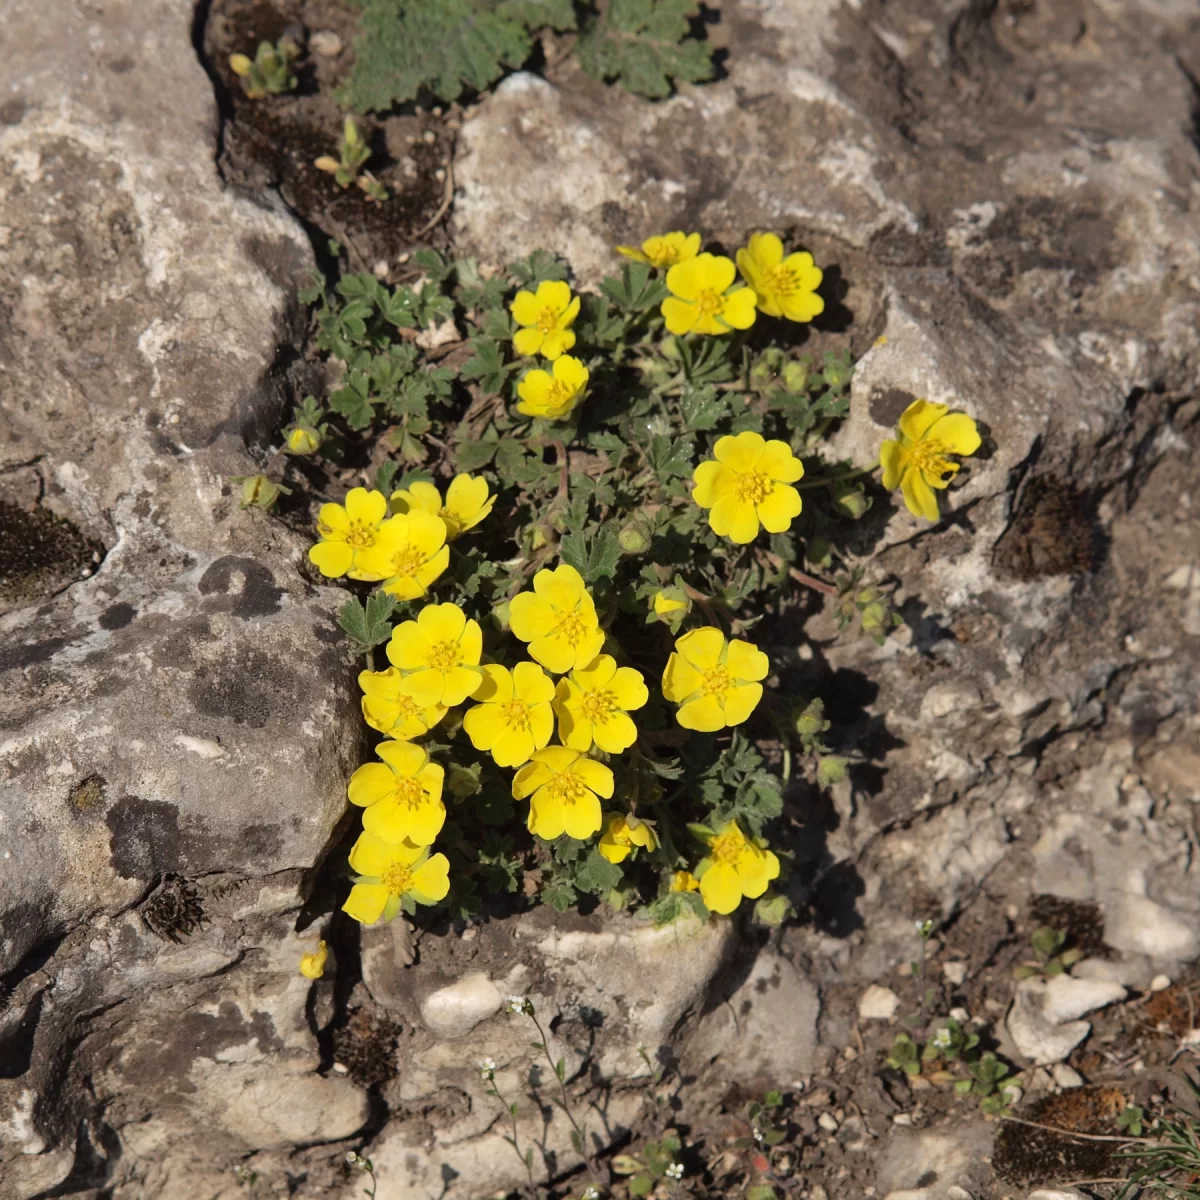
[
  {"left": 418, "top": 970, "right": 504, "bottom": 1039},
  {"left": 1006, "top": 975, "right": 1126, "bottom": 1065},
  {"left": 858, "top": 983, "right": 902, "bottom": 1021},
  {"left": 876, "top": 1123, "right": 996, "bottom": 1200}
]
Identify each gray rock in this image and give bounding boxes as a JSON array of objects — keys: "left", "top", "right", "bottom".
[
  {"left": 418, "top": 970, "right": 505, "bottom": 1039},
  {"left": 877, "top": 1122, "right": 996, "bottom": 1200},
  {"left": 1006, "top": 975, "right": 1126, "bottom": 1065}
]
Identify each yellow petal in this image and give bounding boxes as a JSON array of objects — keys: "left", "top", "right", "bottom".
[
  {"left": 445, "top": 473, "right": 490, "bottom": 522},
  {"left": 539, "top": 329, "right": 575, "bottom": 361},
  {"left": 591, "top": 711, "right": 638, "bottom": 754},
  {"left": 928, "top": 412, "right": 981, "bottom": 457},
  {"left": 572, "top": 757, "right": 614, "bottom": 799},
  {"left": 901, "top": 467, "right": 940, "bottom": 521},
  {"left": 661, "top": 652, "right": 702, "bottom": 703},
  {"left": 510, "top": 592, "right": 556, "bottom": 643},
  {"left": 308, "top": 541, "right": 353, "bottom": 578},
  {"left": 746, "top": 232, "right": 784, "bottom": 270},
  {"left": 458, "top": 618, "right": 483, "bottom": 665},
  {"left": 665, "top": 255, "right": 706, "bottom": 301},
  {"left": 879, "top": 439, "right": 905, "bottom": 491},
  {"left": 721, "top": 683, "right": 763, "bottom": 726},
  {"left": 386, "top": 620, "right": 425, "bottom": 670},
  {"left": 725, "top": 640, "right": 769, "bottom": 682},
  {"left": 898, "top": 399, "right": 949, "bottom": 443},
  {"left": 699, "top": 861, "right": 742, "bottom": 915},
  {"left": 779, "top": 290, "right": 824, "bottom": 323},
  {"left": 410, "top": 854, "right": 451, "bottom": 903},
  {"left": 713, "top": 430, "right": 766, "bottom": 473},
  {"left": 418, "top": 601, "right": 467, "bottom": 644},
  {"left": 347, "top": 762, "right": 395, "bottom": 809},
  {"left": 510, "top": 289, "right": 541, "bottom": 326},
  {"left": 376, "top": 739, "right": 426, "bottom": 776},
  {"left": 616, "top": 244, "right": 650, "bottom": 264},
  {"left": 517, "top": 368, "right": 553, "bottom": 407},
  {"left": 721, "top": 287, "right": 758, "bottom": 330},
  {"left": 343, "top": 883, "right": 389, "bottom": 924},
  {"left": 675, "top": 626, "right": 726, "bottom": 671},
  {"left": 442, "top": 665, "right": 484, "bottom": 708},
  {"left": 513, "top": 326, "right": 544, "bottom": 357},
  {"left": 492, "top": 725, "right": 535, "bottom": 769},
  {"left": 692, "top": 460, "right": 735, "bottom": 508},
  {"left": 562, "top": 791, "right": 603, "bottom": 840},
  {"left": 513, "top": 661, "right": 555, "bottom": 704},
  {"left": 512, "top": 759, "right": 550, "bottom": 800},
  {"left": 552, "top": 354, "right": 589, "bottom": 392},
  {"left": 344, "top": 487, "right": 388, "bottom": 526},
  {"left": 609, "top": 666, "right": 648, "bottom": 710},
  {"left": 708, "top": 495, "right": 760, "bottom": 543},
  {"left": 464, "top": 701, "right": 504, "bottom": 751},
  {"left": 756, "top": 484, "right": 802, "bottom": 533},
  {"left": 316, "top": 502, "right": 350, "bottom": 535},
  {"left": 757, "top": 439, "right": 804, "bottom": 484},
  {"left": 677, "top": 693, "right": 726, "bottom": 732},
  {"left": 735, "top": 847, "right": 780, "bottom": 899},
  {"left": 661, "top": 296, "right": 698, "bottom": 336},
  {"left": 536, "top": 279, "right": 572, "bottom": 314}
]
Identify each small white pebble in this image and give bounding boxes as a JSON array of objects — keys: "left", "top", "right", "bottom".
[
  {"left": 309, "top": 30, "right": 343, "bottom": 56},
  {"left": 896, "top": 961, "right": 914, "bottom": 977},
  {"left": 422, "top": 130, "right": 437, "bottom": 144},
  {"left": 332, "top": 1062, "right": 349, "bottom": 1075},
  {"left": 949, "top": 1006, "right": 971, "bottom": 1023},
  {"left": 1052, "top": 1063, "right": 1084, "bottom": 1089},
  {"left": 892, "top": 1113, "right": 913, "bottom": 1126},
  {"left": 842, "top": 1046, "right": 858, "bottom": 1061},
  {"left": 817, "top": 1112, "right": 839, "bottom": 1132},
  {"left": 1150, "top": 974, "right": 1172, "bottom": 992},
  {"left": 1006, "top": 904, "right": 1019, "bottom": 920},
  {"left": 396, "top": 251, "right": 410, "bottom": 264},
  {"left": 432, "top": 106, "right": 444, "bottom": 117},
  {"left": 435, "top": 168, "right": 446, "bottom": 181},
  {"left": 372, "top": 260, "right": 389, "bottom": 278},
  {"left": 943, "top": 961, "right": 968, "bottom": 986}
]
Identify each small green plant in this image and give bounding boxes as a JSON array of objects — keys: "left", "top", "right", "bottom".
[
  {"left": 922, "top": 1017, "right": 979, "bottom": 1066},
  {"left": 345, "top": 1150, "right": 379, "bottom": 1199},
  {"left": 339, "top": 0, "right": 715, "bottom": 112},
  {"left": 612, "top": 1131, "right": 684, "bottom": 1195},
  {"left": 954, "top": 1051, "right": 1015, "bottom": 1115},
  {"left": 315, "top": 118, "right": 389, "bottom": 203},
  {"left": 1014, "top": 925, "right": 1083, "bottom": 979},
  {"left": 1118, "top": 1104, "right": 1147, "bottom": 1137},
  {"left": 229, "top": 38, "right": 299, "bottom": 99},
  {"left": 887, "top": 1032, "right": 923, "bottom": 1078},
  {"left": 1119, "top": 1079, "right": 1200, "bottom": 1198}
]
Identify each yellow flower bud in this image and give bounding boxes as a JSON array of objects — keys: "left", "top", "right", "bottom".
[
  {"left": 299, "top": 939, "right": 328, "bottom": 980},
  {"left": 670, "top": 870, "right": 700, "bottom": 893},
  {"left": 287, "top": 424, "right": 322, "bottom": 455},
  {"left": 238, "top": 474, "right": 285, "bottom": 511},
  {"left": 652, "top": 590, "right": 688, "bottom": 617},
  {"left": 229, "top": 53, "right": 252, "bottom": 76}
]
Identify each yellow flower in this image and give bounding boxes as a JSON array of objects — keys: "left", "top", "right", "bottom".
[
  {"left": 287, "top": 424, "right": 322, "bottom": 455},
  {"left": 347, "top": 739, "right": 446, "bottom": 846},
  {"left": 662, "top": 627, "right": 769, "bottom": 732},
  {"left": 358, "top": 667, "right": 447, "bottom": 739},
  {"left": 513, "top": 746, "right": 614, "bottom": 841},
  {"left": 386, "top": 602, "right": 484, "bottom": 707},
  {"left": 692, "top": 431, "right": 804, "bottom": 544},
  {"left": 661, "top": 253, "right": 757, "bottom": 337},
  {"left": 670, "top": 870, "right": 700, "bottom": 893},
  {"left": 511, "top": 280, "right": 580, "bottom": 360},
  {"left": 653, "top": 590, "right": 688, "bottom": 616},
  {"left": 880, "top": 399, "right": 982, "bottom": 521},
  {"left": 553, "top": 654, "right": 647, "bottom": 754},
  {"left": 299, "top": 939, "right": 328, "bottom": 980},
  {"left": 616, "top": 231, "right": 701, "bottom": 270},
  {"left": 735, "top": 232, "right": 824, "bottom": 323},
  {"left": 343, "top": 834, "right": 450, "bottom": 925},
  {"left": 597, "top": 813, "right": 658, "bottom": 864},
  {"left": 356, "top": 509, "right": 449, "bottom": 600},
  {"left": 391, "top": 473, "right": 495, "bottom": 540},
  {"left": 695, "top": 821, "right": 780, "bottom": 915},
  {"left": 463, "top": 662, "right": 556, "bottom": 768},
  {"left": 516, "top": 355, "right": 589, "bottom": 421},
  {"left": 308, "top": 487, "right": 399, "bottom": 580},
  {"left": 509, "top": 563, "right": 604, "bottom": 674}
]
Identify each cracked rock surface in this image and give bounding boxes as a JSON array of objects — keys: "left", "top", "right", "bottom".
[{"left": 2, "top": 0, "right": 1200, "bottom": 1197}]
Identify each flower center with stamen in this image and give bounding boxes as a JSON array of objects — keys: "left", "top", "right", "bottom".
[
  {"left": 501, "top": 698, "right": 531, "bottom": 730},
  {"left": 700, "top": 666, "right": 732, "bottom": 698},
  {"left": 580, "top": 688, "right": 617, "bottom": 724},
  {"left": 536, "top": 306, "right": 561, "bottom": 333},
  {"left": 382, "top": 863, "right": 414, "bottom": 896},
  {"left": 695, "top": 289, "right": 723, "bottom": 315},
  {"left": 734, "top": 470, "right": 773, "bottom": 505},
  {"left": 389, "top": 543, "right": 428, "bottom": 576},
  {"left": 425, "top": 638, "right": 461, "bottom": 673},
  {"left": 767, "top": 265, "right": 801, "bottom": 296},
  {"left": 546, "top": 379, "right": 576, "bottom": 407},
  {"left": 553, "top": 610, "right": 587, "bottom": 646},
  {"left": 546, "top": 770, "right": 588, "bottom": 806},
  {"left": 338, "top": 519, "right": 375, "bottom": 549},
  {"left": 392, "top": 777, "right": 425, "bottom": 809},
  {"left": 910, "top": 440, "right": 959, "bottom": 482},
  {"left": 709, "top": 831, "right": 743, "bottom": 865}
]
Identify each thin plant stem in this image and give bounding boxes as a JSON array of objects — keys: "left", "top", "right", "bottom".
[
  {"left": 488, "top": 1074, "right": 538, "bottom": 1197},
  {"left": 796, "top": 465, "right": 875, "bottom": 491},
  {"left": 527, "top": 1011, "right": 601, "bottom": 1184},
  {"left": 1000, "top": 1115, "right": 1146, "bottom": 1145}
]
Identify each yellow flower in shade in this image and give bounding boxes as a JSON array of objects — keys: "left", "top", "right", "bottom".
[
  {"left": 358, "top": 667, "right": 447, "bottom": 740},
  {"left": 516, "top": 355, "right": 589, "bottom": 421},
  {"left": 386, "top": 602, "right": 484, "bottom": 707},
  {"left": 616, "top": 231, "right": 701, "bottom": 270},
  {"left": 692, "top": 431, "right": 804, "bottom": 544},
  {"left": 670, "top": 870, "right": 700, "bottom": 893},
  {"left": 880, "top": 399, "right": 982, "bottom": 521},
  {"left": 661, "top": 253, "right": 757, "bottom": 337},
  {"left": 509, "top": 563, "right": 605, "bottom": 674},
  {"left": 287, "top": 424, "right": 322, "bottom": 455},
  {"left": 308, "top": 487, "right": 399, "bottom": 580},
  {"left": 597, "top": 813, "right": 658, "bottom": 864},
  {"left": 343, "top": 834, "right": 450, "bottom": 925},
  {"left": 653, "top": 590, "right": 688, "bottom": 617},
  {"left": 513, "top": 746, "right": 614, "bottom": 841},
  {"left": 511, "top": 280, "right": 580, "bottom": 360},
  {"left": 347, "top": 739, "right": 446, "bottom": 845},
  {"left": 735, "top": 232, "right": 824, "bottom": 323},
  {"left": 356, "top": 509, "right": 449, "bottom": 600},
  {"left": 299, "top": 939, "right": 328, "bottom": 980},
  {"left": 695, "top": 820, "right": 780, "bottom": 915},
  {"left": 463, "top": 662, "right": 556, "bottom": 768},
  {"left": 662, "top": 627, "right": 769, "bottom": 732},
  {"left": 553, "top": 654, "right": 648, "bottom": 754},
  {"left": 391, "top": 474, "right": 495, "bottom": 540}
]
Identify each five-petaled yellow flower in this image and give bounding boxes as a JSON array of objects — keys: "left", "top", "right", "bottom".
[
  {"left": 516, "top": 355, "right": 589, "bottom": 421},
  {"left": 386, "top": 602, "right": 484, "bottom": 708},
  {"left": 509, "top": 563, "right": 605, "bottom": 675},
  {"left": 358, "top": 667, "right": 447, "bottom": 740},
  {"left": 463, "top": 662, "right": 556, "bottom": 768},
  {"left": 357, "top": 509, "right": 449, "bottom": 600},
  {"left": 597, "top": 813, "right": 658, "bottom": 864},
  {"left": 343, "top": 834, "right": 450, "bottom": 925},
  {"left": 391, "top": 473, "right": 495, "bottom": 540},
  {"left": 662, "top": 627, "right": 769, "bottom": 732},
  {"left": 661, "top": 253, "right": 757, "bottom": 337},
  {"left": 736, "top": 233, "right": 824, "bottom": 323},
  {"left": 348, "top": 739, "right": 446, "bottom": 846},
  {"left": 616, "top": 231, "right": 701, "bottom": 270},
  {"left": 513, "top": 746, "right": 614, "bottom": 841},
  {"left": 695, "top": 820, "right": 780, "bottom": 915},
  {"left": 299, "top": 939, "right": 328, "bottom": 980},
  {"left": 553, "top": 654, "right": 647, "bottom": 754},
  {"left": 511, "top": 280, "right": 580, "bottom": 360},
  {"left": 880, "top": 399, "right": 981, "bottom": 521},
  {"left": 693, "top": 431, "right": 804, "bottom": 544},
  {"left": 308, "top": 487, "right": 398, "bottom": 580}
]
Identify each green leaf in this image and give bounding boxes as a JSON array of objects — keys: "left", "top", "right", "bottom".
[
  {"left": 337, "top": 592, "right": 397, "bottom": 651},
  {"left": 599, "top": 261, "right": 668, "bottom": 312},
  {"left": 374, "top": 461, "right": 401, "bottom": 495},
  {"left": 629, "top": 1174, "right": 654, "bottom": 1198},
  {"left": 574, "top": 848, "right": 623, "bottom": 895},
  {"left": 511, "top": 248, "right": 570, "bottom": 287},
  {"left": 340, "top": 0, "right": 537, "bottom": 111},
  {"left": 455, "top": 439, "right": 500, "bottom": 471},
  {"left": 559, "top": 524, "right": 622, "bottom": 582},
  {"left": 746, "top": 1188, "right": 777, "bottom": 1200},
  {"left": 569, "top": 1129, "right": 584, "bottom": 1155},
  {"left": 554, "top": 1056, "right": 566, "bottom": 1081},
  {"left": 329, "top": 369, "right": 376, "bottom": 430},
  {"left": 678, "top": 383, "right": 728, "bottom": 431},
  {"left": 461, "top": 338, "right": 515, "bottom": 395},
  {"left": 577, "top": 0, "right": 715, "bottom": 100},
  {"left": 646, "top": 433, "right": 694, "bottom": 481},
  {"left": 496, "top": 0, "right": 576, "bottom": 29}
]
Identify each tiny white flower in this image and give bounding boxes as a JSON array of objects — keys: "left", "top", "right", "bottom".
[
  {"left": 666, "top": 1162, "right": 684, "bottom": 1180},
  {"left": 345, "top": 1151, "right": 358, "bottom": 1164},
  {"left": 480, "top": 1056, "right": 497, "bottom": 1080},
  {"left": 581, "top": 1187, "right": 601, "bottom": 1200},
  {"left": 931, "top": 1027, "right": 954, "bottom": 1051},
  {"left": 505, "top": 995, "right": 533, "bottom": 1015}
]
